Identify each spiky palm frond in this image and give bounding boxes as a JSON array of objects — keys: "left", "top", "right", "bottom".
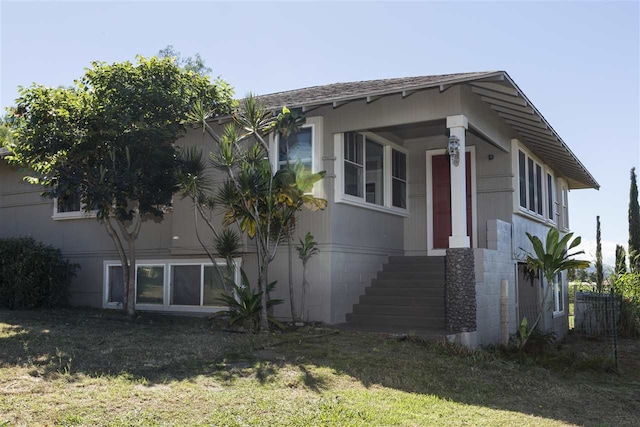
[
  {"left": 177, "top": 146, "right": 211, "bottom": 202},
  {"left": 297, "top": 232, "right": 319, "bottom": 265},
  {"left": 214, "top": 228, "right": 241, "bottom": 259},
  {"left": 235, "top": 94, "right": 275, "bottom": 143}
]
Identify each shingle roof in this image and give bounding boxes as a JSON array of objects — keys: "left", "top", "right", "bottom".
[
  {"left": 257, "top": 71, "right": 497, "bottom": 110},
  {"left": 255, "top": 71, "right": 598, "bottom": 190}
]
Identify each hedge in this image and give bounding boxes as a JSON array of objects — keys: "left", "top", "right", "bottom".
[{"left": 0, "top": 237, "right": 79, "bottom": 309}]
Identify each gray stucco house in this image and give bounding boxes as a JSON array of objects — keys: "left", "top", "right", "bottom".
[{"left": 0, "top": 71, "right": 598, "bottom": 347}]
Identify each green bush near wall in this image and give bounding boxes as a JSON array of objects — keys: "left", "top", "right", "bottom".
[{"left": 0, "top": 237, "right": 79, "bottom": 309}]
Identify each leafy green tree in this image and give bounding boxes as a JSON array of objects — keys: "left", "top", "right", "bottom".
[
  {"left": 5, "top": 55, "right": 233, "bottom": 316},
  {"left": 182, "top": 96, "right": 326, "bottom": 331},
  {"left": 629, "top": 168, "right": 640, "bottom": 272},
  {"left": 521, "top": 228, "right": 589, "bottom": 346},
  {"left": 596, "top": 216, "right": 604, "bottom": 292},
  {"left": 615, "top": 244, "right": 627, "bottom": 276},
  {"left": 158, "top": 45, "right": 212, "bottom": 76}
]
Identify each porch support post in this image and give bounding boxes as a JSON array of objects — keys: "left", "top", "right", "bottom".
[{"left": 446, "top": 115, "right": 470, "bottom": 248}]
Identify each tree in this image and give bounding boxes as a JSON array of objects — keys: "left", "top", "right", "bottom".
[
  {"left": 629, "top": 168, "right": 640, "bottom": 272},
  {"left": 596, "top": 216, "right": 604, "bottom": 292},
  {"left": 521, "top": 228, "right": 589, "bottom": 346},
  {"left": 6, "top": 55, "right": 234, "bottom": 316},
  {"left": 158, "top": 45, "right": 212, "bottom": 76},
  {"left": 615, "top": 244, "right": 627, "bottom": 276},
  {"left": 182, "top": 96, "right": 326, "bottom": 331}
]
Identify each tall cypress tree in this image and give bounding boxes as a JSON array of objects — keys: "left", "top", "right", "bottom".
[
  {"left": 629, "top": 168, "right": 640, "bottom": 272},
  {"left": 615, "top": 244, "right": 627, "bottom": 276},
  {"left": 596, "top": 216, "right": 604, "bottom": 292}
]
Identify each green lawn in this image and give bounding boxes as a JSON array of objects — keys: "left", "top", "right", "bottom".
[{"left": 0, "top": 310, "right": 638, "bottom": 426}]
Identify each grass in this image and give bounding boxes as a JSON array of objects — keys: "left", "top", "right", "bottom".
[{"left": 1, "top": 309, "right": 639, "bottom": 426}]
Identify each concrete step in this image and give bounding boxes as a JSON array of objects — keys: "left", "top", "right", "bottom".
[
  {"left": 358, "top": 295, "right": 443, "bottom": 307},
  {"left": 382, "top": 263, "right": 446, "bottom": 273},
  {"left": 371, "top": 278, "right": 444, "bottom": 288},
  {"left": 352, "top": 304, "right": 445, "bottom": 317},
  {"left": 377, "top": 271, "right": 445, "bottom": 280},
  {"left": 387, "top": 256, "right": 445, "bottom": 265},
  {"left": 365, "top": 287, "right": 444, "bottom": 297},
  {"left": 345, "top": 313, "right": 446, "bottom": 329}
]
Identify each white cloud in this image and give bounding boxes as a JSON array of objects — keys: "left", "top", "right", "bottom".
[{"left": 576, "top": 239, "right": 627, "bottom": 269}]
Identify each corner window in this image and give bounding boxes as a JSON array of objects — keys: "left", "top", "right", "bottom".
[
  {"left": 337, "top": 131, "right": 408, "bottom": 215},
  {"left": 104, "top": 259, "right": 240, "bottom": 311}
]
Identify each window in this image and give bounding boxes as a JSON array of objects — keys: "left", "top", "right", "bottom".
[
  {"left": 337, "top": 131, "right": 408, "bottom": 214},
  {"left": 561, "top": 184, "right": 569, "bottom": 230},
  {"left": 547, "top": 173, "right": 555, "bottom": 220},
  {"left": 104, "top": 259, "right": 240, "bottom": 311},
  {"left": 278, "top": 127, "right": 312, "bottom": 171},
  {"left": 553, "top": 273, "right": 564, "bottom": 315},
  {"left": 53, "top": 189, "right": 98, "bottom": 220},
  {"left": 517, "top": 149, "right": 543, "bottom": 217}
]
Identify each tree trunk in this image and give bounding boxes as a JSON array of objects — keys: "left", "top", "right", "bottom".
[
  {"left": 258, "top": 246, "right": 270, "bottom": 332},
  {"left": 126, "top": 236, "right": 137, "bottom": 317},
  {"left": 301, "top": 263, "right": 307, "bottom": 322},
  {"left": 287, "top": 231, "right": 299, "bottom": 322}
]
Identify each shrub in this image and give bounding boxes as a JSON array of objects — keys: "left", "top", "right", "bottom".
[
  {"left": 612, "top": 272, "right": 640, "bottom": 337},
  {"left": 0, "top": 237, "right": 79, "bottom": 309},
  {"left": 213, "top": 268, "right": 284, "bottom": 332}
]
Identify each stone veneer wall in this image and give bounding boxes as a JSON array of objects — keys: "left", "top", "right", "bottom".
[
  {"left": 445, "top": 248, "right": 477, "bottom": 332},
  {"left": 474, "top": 219, "right": 517, "bottom": 346}
]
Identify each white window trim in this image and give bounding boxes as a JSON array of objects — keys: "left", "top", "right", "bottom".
[
  {"left": 269, "top": 116, "right": 324, "bottom": 198},
  {"left": 103, "top": 258, "right": 241, "bottom": 313},
  {"left": 334, "top": 131, "right": 409, "bottom": 217},
  {"left": 425, "top": 147, "right": 478, "bottom": 256},
  {"left": 558, "top": 178, "right": 570, "bottom": 232},
  {"left": 511, "top": 139, "right": 564, "bottom": 228},
  {"left": 52, "top": 197, "right": 98, "bottom": 220}
]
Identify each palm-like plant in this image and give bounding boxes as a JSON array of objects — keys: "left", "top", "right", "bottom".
[
  {"left": 520, "top": 227, "right": 589, "bottom": 347},
  {"left": 214, "top": 269, "right": 283, "bottom": 331},
  {"left": 296, "top": 232, "right": 319, "bottom": 322}
]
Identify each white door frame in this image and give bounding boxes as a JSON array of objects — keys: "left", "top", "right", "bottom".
[{"left": 425, "top": 146, "right": 478, "bottom": 256}]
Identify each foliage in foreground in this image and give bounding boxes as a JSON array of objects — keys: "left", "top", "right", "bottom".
[
  {"left": 214, "top": 269, "right": 284, "bottom": 331},
  {"left": 520, "top": 227, "right": 589, "bottom": 347},
  {"left": 5, "top": 54, "right": 234, "bottom": 316},
  {"left": 0, "top": 237, "right": 78, "bottom": 309},
  {"left": 613, "top": 272, "right": 640, "bottom": 337},
  {"left": 0, "top": 310, "right": 638, "bottom": 427}
]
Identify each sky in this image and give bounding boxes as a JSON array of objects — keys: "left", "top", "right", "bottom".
[{"left": 1, "top": 1, "right": 639, "bottom": 266}]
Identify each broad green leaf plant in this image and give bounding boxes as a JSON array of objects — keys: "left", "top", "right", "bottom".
[{"left": 520, "top": 227, "right": 589, "bottom": 347}]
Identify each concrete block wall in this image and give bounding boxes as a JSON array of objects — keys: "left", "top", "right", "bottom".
[{"left": 474, "top": 219, "right": 517, "bottom": 346}]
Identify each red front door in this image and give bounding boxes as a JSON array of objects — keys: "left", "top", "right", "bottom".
[{"left": 432, "top": 152, "right": 472, "bottom": 249}]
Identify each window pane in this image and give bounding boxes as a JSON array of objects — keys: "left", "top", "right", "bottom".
[
  {"left": 392, "top": 150, "right": 406, "bottom": 180},
  {"left": 365, "top": 139, "right": 384, "bottom": 205},
  {"left": 171, "top": 265, "right": 201, "bottom": 306},
  {"left": 279, "top": 127, "right": 312, "bottom": 171},
  {"left": 519, "top": 151, "right": 527, "bottom": 208},
  {"left": 344, "top": 132, "right": 363, "bottom": 165},
  {"left": 58, "top": 191, "right": 82, "bottom": 213},
  {"left": 536, "top": 164, "right": 542, "bottom": 215},
  {"left": 108, "top": 266, "right": 124, "bottom": 304},
  {"left": 344, "top": 163, "right": 363, "bottom": 197},
  {"left": 203, "top": 265, "right": 233, "bottom": 306},
  {"left": 528, "top": 158, "right": 534, "bottom": 210},
  {"left": 392, "top": 179, "right": 407, "bottom": 209},
  {"left": 136, "top": 266, "right": 164, "bottom": 304},
  {"left": 547, "top": 174, "right": 554, "bottom": 219}
]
